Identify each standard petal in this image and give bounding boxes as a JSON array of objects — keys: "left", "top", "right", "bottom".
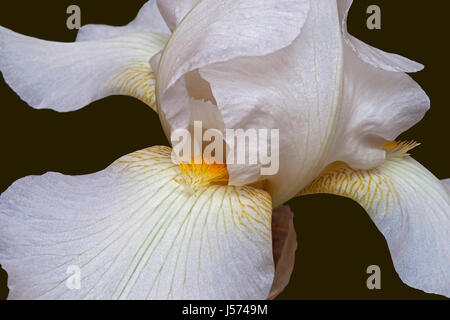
[
  {"left": 268, "top": 206, "right": 297, "bottom": 300},
  {"left": 0, "top": 27, "right": 168, "bottom": 112},
  {"left": 158, "top": 72, "right": 224, "bottom": 137},
  {"left": 199, "top": 0, "right": 343, "bottom": 206},
  {"left": 0, "top": 146, "right": 274, "bottom": 300},
  {"left": 157, "top": 0, "right": 310, "bottom": 106},
  {"left": 300, "top": 156, "right": 450, "bottom": 297},
  {"left": 76, "top": 1, "right": 170, "bottom": 41},
  {"left": 326, "top": 46, "right": 429, "bottom": 170},
  {"left": 337, "top": 0, "right": 423, "bottom": 72},
  {"left": 156, "top": 0, "right": 199, "bottom": 31}
]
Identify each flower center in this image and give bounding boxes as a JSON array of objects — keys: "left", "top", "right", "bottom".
[{"left": 175, "top": 156, "right": 229, "bottom": 193}]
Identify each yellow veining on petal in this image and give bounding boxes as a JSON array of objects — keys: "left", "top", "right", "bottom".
[
  {"left": 298, "top": 140, "right": 422, "bottom": 213},
  {"left": 115, "top": 146, "right": 175, "bottom": 176},
  {"left": 383, "top": 140, "right": 420, "bottom": 159},
  {"left": 175, "top": 157, "right": 229, "bottom": 193},
  {"left": 114, "top": 146, "right": 272, "bottom": 241},
  {"left": 109, "top": 62, "right": 157, "bottom": 112},
  {"left": 299, "top": 161, "right": 395, "bottom": 215},
  {"left": 225, "top": 186, "right": 272, "bottom": 241}
]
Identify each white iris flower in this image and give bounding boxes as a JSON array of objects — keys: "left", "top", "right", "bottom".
[{"left": 0, "top": 0, "right": 448, "bottom": 299}]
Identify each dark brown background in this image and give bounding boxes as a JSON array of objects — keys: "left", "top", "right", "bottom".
[{"left": 0, "top": 0, "right": 448, "bottom": 300}]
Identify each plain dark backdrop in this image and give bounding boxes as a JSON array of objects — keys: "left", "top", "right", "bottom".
[{"left": 0, "top": 1, "right": 448, "bottom": 300}]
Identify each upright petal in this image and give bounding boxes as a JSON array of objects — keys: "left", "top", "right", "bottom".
[
  {"left": 0, "top": 27, "right": 168, "bottom": 112},
  {"left": 300, "top": 154, "right": 450, "bottom": 297},
  {"left": 158, "top": 0, "right": 310, "bottom": 94},
  {"left": 337, "top": 0, "right": 423, "bottom": 72},
  {"left": 0, "top": 146, "right": 274, "bottom": 300},
  {"left": 156, "top": 0, "right": 311, "bottom": 138},
  {"left": 157, "top": 73, "right": 224, "bottom": 135},
  {"left": 326, "top": 46, "right": 429, "bottom": 170},
  {"left": 156, "top": 0, "right": 199, "bottom": 31},
  {"left": 200, "top": 0, "right": 343, "bottom": 206},
  {"left": 76, "top": 1, "right": 170, "bottom": 42}
]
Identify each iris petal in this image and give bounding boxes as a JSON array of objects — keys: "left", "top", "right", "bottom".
[
  {"left": 300, "top": 156, "right": 450, "bottom": 297},
  {"left": 0, "top": 146, "right": 275, "bottom": 300}
]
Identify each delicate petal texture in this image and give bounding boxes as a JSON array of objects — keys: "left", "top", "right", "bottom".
[
  {"left": 0, "top": 27, "right": 168, "bottom": 112},
  {"left": 0, "top": 147, "right": 274, "bottom": 300},
  {"left": 326, "top": 46, "right": 429, "bottom": 170},
  {"left": 200, "top": 0, "right": 343, "bottom": 206},
  {"left": 268, "top": 206, "right": 297, "bottom": 300},
  {"left": 300, "top": 157, "right": 450, "bottom": 297},
  {"left": 337, "top": 0, "right": 423, "bottom": 72},
  {"left": 156, "top": 0, "right": 199, "bottom": 31},
  {"left": 76, "top": 1, "right": 170, "bottom": 41},
  {"left": 157, "top": 0, "right": 311, "bottom": 139},
  {"left": 157, "top": 0, "right": 311, "bottom": 108}
]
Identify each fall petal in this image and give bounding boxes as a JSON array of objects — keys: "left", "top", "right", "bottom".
[
  {"left": 0, "top": 27, "right": 168, "bottom": 112},
  {"left": 76, "top": 1, "right": 170, "bottom": 41},
  {"left": 0, "top": 146, "right": 274, "bottom": 300},
  {"left": 300, "top": 157, "right": 450, "bottom": 297},
  {"left": 337, "top": 0, "right": 423, "bottom": 72}
]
